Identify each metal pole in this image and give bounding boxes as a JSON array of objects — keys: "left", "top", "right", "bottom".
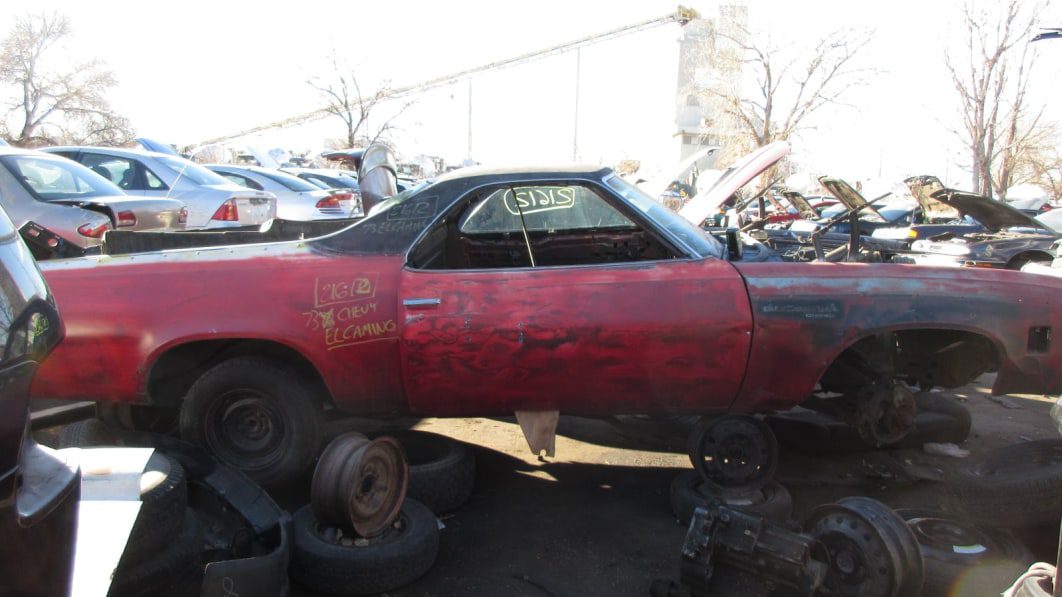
[
  {"left": 467, "top": 77, "right": 473, "bottom": 162},
  {"left": 573, "top": 48, "right": 581, "bottom": 162}
]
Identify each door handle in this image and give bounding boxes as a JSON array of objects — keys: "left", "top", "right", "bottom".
[{"left": 403, "top": 298, "right": 441, "bottom": 308}]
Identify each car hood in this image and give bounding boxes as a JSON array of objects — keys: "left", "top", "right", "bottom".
[
  {"left": 678, "top": 141, "right": 789, "bottom": 225},
  {"left": 904, "top": 175, "right": 959, "bottom": 221},
  {"left": 642, "top": 145, "right": 720, "bottom": 199},
  {"left": 932, "top": 189, "right": 1053, "bottom": 233}
]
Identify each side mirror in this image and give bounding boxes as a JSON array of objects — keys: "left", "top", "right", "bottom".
[{"left": 725, "top": 228, "right": 744, "bottom": 261}]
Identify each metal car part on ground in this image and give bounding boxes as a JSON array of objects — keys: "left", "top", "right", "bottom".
[
  {"left": 26, "top": 144, "right": 1062, "bottom": 485},
  {"left": 369, "top": 429, "right": 476, "bottom": 514},
  {"left": 669, "top": 470, "right": 792, "bottom": 525},
  {"left": 42, "top": 146, "right": 276, "bottom": 229},
  {"left": 207, "top": 164, "right": 358, "bottom": 220},
  {"left": 896, "top": 508, "right": 1033, "bottom": 597},
  {"left": 311, "top": 432, "right": 408, "bottom": 537},
  {"left": 0, "top": 146, "right": 186, "bottom": 255}
]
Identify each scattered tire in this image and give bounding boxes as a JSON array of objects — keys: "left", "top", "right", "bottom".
[
  {"left": 912, "top": 392, "right": 972, "bottom": 444},
  {"left": 291, "top": 500, "right": 439, "bottom": 595},
  {"left": 109, "top": 512, "right": 203, "bottom": 597},
  {"left": 120, "top": 452, "right": 189, "bottom": 566},
  {"left": 98, "top": 403, "right": 180, "bottom": 435},
  {"left": 896, "top": 508, "right": 1033, "bottom": 597},
  {"left": 376, "top": 430, "right": 475, "bottom": 514},
  {"left": 952, "top": 439, "right": 1062, "bottom": 528},
  {"left": 179, "top": 357, "right": 324, "bottom": 487},
  {"left": 57, "top": 418, "right": 118, "bottom": 448},
  {"left": 669, "top": 470, "right": 791, "bottom": 524}
]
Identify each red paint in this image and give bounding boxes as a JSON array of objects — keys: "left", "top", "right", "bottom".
[{"left": 29, "top": 244, "right": 1062, "bottom": 418}]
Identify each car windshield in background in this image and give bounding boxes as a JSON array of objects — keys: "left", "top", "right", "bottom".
[
  {"left": 604, "top": 174, "right": 721, "bottom": 258},
  {"left": 156, "top": 155, "right": 231, "bottom": 186},
  {"left": 1035, "top": 209, "right": 1062, "bottom": 233},
  {"left": 257, "top": 170, "right": 321, "bottom": 192},
  {"left": 0, "top": 155, "right": 124, "bottom": 201}
]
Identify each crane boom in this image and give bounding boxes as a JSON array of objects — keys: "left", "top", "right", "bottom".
[{"left": 195, "top": 6, "right": 698, "bottom": 146}]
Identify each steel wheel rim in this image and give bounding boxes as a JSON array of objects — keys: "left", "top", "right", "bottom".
[
  {"left": 205, "top": 389, "right": 286, "bottom": 470},
  {"left": 692, "top": 416, "right": 776, "bottom": 490},
  {"left": 311, "top": 433, "right": 408, "bottom": 537}
]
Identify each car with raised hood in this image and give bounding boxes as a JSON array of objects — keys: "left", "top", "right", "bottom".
[
  {"left": 42, "top": 146, "right": 276, "bottom": 229},
  {"left": 206, "top": 164, "right": 358, "bottom": 220},
  {"left": 0, "top": 146, "right": 186, "bottom": 256},
  {"left": 892, "top": 186, "right": 1060, "bottom": 270},
  {"left": 25, "top": 142, "right": 1062, "bottom": 488}
]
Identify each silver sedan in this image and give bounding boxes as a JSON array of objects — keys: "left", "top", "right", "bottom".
[
  {"left": 207, "top": 165, "right": 358, "bottom": 220},
  {"left": 42, "top": 146, "right": 276, "bottom": 229},
  {"left": 0, "top": 146, "right": 185, "bottom": 251}
]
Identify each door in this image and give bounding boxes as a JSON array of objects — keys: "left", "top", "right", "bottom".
[{"left": 398, "top": 181, "right": 753, "bottom": 417}]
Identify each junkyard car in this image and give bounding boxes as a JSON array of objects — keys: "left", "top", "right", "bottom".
[
  {"left": 0, "top": 146, "right": 186, "bottom": 255},
  {"left": 893, "top": 188, "right": 1060, "bottom": 270},
  {"left": 27, "top": 146, "right": 1062, "bottom": 487},
  {"left": 42, "top": 146, "right": 276, "bottom": 229},
  {"left": 0, "top": 201, "right": 72, "bottom": 596},
  {"left": 207, "top": 164, "right": 358, "bottom": 220}
]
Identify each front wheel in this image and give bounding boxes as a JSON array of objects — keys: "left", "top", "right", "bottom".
[{"left": 179, "top": 357, "right": 324, "bottom": 486}]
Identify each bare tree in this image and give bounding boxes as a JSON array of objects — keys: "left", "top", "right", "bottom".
[
  {"left": 0, "top": 12, "right": 133, "bottom": 146},
  {"left": 946, "top": 0, "right": 1047, "bottom": 197},
  {"left": 307, "top": 54, "right": 413, "bottom": 149},
  {"left": 695, "top": 26, "right": 875, "bottom": 159}
]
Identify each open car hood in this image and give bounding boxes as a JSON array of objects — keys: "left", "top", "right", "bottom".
[
  {"left": 781, "top": 191, "right": 820, "bottom": 220},
  {"left": 642, "top": 145, "right": 720, "bottom": 199},
  {"left": 678, "top": 141, "right": 789, "bottom": 225},
  {"left": 931, "top": 189, "right": 1053, "bottom": 233},
  {"left": 819, "top": 178, "right": 888, "bottom": 222},
  {"left": 904, "top": 175, "right": 959, "bottom": 221}
]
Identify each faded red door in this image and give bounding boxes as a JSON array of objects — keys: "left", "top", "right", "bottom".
[{"left": 398, "top": 258, "right": 753, "bottom": 416}]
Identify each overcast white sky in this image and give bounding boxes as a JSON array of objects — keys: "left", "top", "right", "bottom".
[{"left": 2, "top": 0, "right": 1062, "bottom": 190}]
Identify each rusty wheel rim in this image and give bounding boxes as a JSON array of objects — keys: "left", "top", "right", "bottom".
[
  {"left": 347, "top": 436, "right": 407, "bottom": 537},
  {"left": 311, "top": 432, "right": 408, "bottom": 537}
]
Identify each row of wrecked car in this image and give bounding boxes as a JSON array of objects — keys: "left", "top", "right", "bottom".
[
  {"left": 0, "top": 143, "right": 372, "bottom": 260},
  {"left": 671, "top": 144, "right": 1061, "bottom": 272}
]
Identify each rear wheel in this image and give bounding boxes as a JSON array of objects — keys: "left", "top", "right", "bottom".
[{"left": 179, "top": 357, "right": 324, "bottom": 486}]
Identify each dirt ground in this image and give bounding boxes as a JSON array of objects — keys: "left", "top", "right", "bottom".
[{"left": 284, "top": 373, "right": 1061, "bottom": 597}]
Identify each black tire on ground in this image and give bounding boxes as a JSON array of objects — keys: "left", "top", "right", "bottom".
[
  {"left": 98, "top": 403, "right": 180, "bottom": 435},
  {"left": 119, "top": 452, "right": 189, "bottom": 566},
  {"left": 669, "top": 469, "right": 792, "bottom": 524},
  {"left": 952, "top": 439, "right": 1062, "bottom": 528},
  {"left": 291, "top": 499, "right": 440, "bottom": 595},
  {"left": 109, "top": 511, "right": 203, "bottom": 597},
  {"left": 57, "top": 418, "right": 118, "bottom": 448},
  {"left": 179, "top": 357, "right": 324, "bottom": 487},
  {"left": 375, "top": 430, "right": 475, "bottom": 514},
  {"left": 913, "top": 392, "right": 972, "bottom": 444},
  {"left": 896, "top": 508, "right": 1033, "bottom": 597}
]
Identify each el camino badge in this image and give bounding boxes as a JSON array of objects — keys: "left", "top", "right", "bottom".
[{"left": 759, "top": 299, "right": 843, "bottom": 320}]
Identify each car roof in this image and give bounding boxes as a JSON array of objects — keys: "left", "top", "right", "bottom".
[
  {"left": 431, "top": 164, "right": 609, "bottom": 185},
  {"left": 42, "top": 145, "right": 182, "bottom": 161}
]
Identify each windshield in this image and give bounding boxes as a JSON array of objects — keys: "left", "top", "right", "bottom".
[
  {"left": 604, "top": 174, "right": 721, "bottom": 258},
  {"left": 256, "top": 169, "right": 321, "bottom": 192},
  {"left": 156, "top": 155, "right": 232, "bottom": 186},
  {"left": 817, "top": 203, "right": 910, "bottom": 223},
  {"left": 1035, "top": 209, "right": 1062, "bottom": 233},
  {"left": 0, "top": 154, "right": 124, "bottom": 201}
]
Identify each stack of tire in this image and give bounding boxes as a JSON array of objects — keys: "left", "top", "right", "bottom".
[
  {"left": 670, "top": 415, "right": 793, "bottom": 524},
  {"left": 58, "top": 420, "right": 202, "bottom": 597},
  {"left": 291, "top": 430, "right": 476, "bottom": 595}
]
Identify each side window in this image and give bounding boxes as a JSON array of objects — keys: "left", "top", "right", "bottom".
[
  {"left": 143, "top": 167, "right": 167, "bottom": 190},
  {"left": 80, "top": 153, "right": 138, "bottom": 189},
  {"left": 220, "top": 173, "right": 263, "bottom": 191},
  {"left": 409, "top": 183, "right": 677, "bottom": 270}
]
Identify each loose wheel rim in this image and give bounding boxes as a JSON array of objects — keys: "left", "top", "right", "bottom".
[
  {"left": 836, "top": 497, "right": 924, "bottom": 597},
  {"left": 690, "top": 415, "right": 777, "bottom": 491},
  {"left": 804, "top": 504, "right": 900, "bottom": 597},
  {"left": 205, "top": 389, "right": 286, "bottom": 471},
  {"left": 907, "top": 515, "right": 990, "bottom": 555},
  {"left": 311, "top": 432, "right": 408, "bottom": 537}
]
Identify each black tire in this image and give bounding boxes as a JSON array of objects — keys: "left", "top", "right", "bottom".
[
  {"left": 952, "top": 439, "right": 1062, "bottom": 528},
  {"left": 912, "top": 392, "right": 972, "bottom": 444},
  {"left": 120, "top": 452, "right": 189, "bottom": 566},
  {"left": 377, "top": 430, "right": 475, "bottom": 514},
  {"left": 669, "top": 469, "right": 792, "bottom": 524},
  {"left": 291, "top": 500, "right": 439, "bottom": 595},
  {"left": 98, "top": 403, "right": 179, "bottom": 435},
  {"left": 179, "top": 357, "right": 324, "bottom": 487},
  {"left": 57, "top": 418, "right": 118, "bottom": 448},
  {"left": 896, "top": 508, "right": 1033, "bottom": 597},
  {"left": 109, "top": 512, "right": 203, "bottom": 597}
]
